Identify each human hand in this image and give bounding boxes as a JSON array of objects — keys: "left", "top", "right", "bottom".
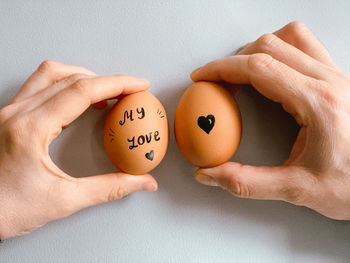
[
  {"left": 0, "top": 60, "right": 158, "bottom": 240},
  {"left": 191, "top": 21, "right": 350, "bottom": 220}
]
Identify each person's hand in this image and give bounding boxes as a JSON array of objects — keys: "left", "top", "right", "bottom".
[
  {"left": 191, "top": 21, "right": 350, "bottom": 220},
  {"left": 0, "top": 60, "right": 158, "bottom": 240}
]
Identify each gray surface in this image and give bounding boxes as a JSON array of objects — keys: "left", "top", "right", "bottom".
[{"left": 1, "top": 1, "right": 350, "bottom": 262}]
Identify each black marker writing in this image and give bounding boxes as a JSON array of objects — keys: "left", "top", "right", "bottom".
[
  {"left": 128, "top": 137, "right": 138, "bottom": 150},
  {"left": 137, "top": 107, "right": 145, "bottom": 119},
  {"left": 119, "top": 107, "right": 145, "bottom": 126},
  {"left": 120, "top": 110, "right": 134, "bottom": 125},
  {"left": 127, "top": 131, "right": 161, "bottom": 150},
  {"left": 154, "top": 131, "right": 160, "bottom": 141}
]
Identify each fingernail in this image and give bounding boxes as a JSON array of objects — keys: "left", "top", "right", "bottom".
[
  {"left": 190, "top": 67, "right": 202, "bottom": 79},
  {"left": 141, "top": 182, "right": 157, "bottom": 192},
  {"left": 137, "top": 78, "right": 150, "bottom": 85},
  {"left": 195, "top": 172, "right": 219, "bottom": 187}
]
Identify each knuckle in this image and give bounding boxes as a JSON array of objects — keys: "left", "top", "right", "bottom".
[
  {"left": 286, "top": 20, "right": 309, "bottom": 37},
  {"left": 256, "top": 33, "right": 279, "bottom": 52},
  {"left": 221, "top": 164, "right": 252, "bottom": 198},
  {"left": 1, "top": 116, "right": 30, "bottom": 149},
  {"left": 248, "top": 53, "right": 274, "bottom": 72},
  {"left": 37, "top": 60, "right": 56, "bottom": 74},
  {"left": 107, "top": 186, "right": 128, "bottom": 201},
  {"left": 228, "top": 179, "right": 251, "bottom": 198},
  {"left": 281, "top": 185, "right": 305, "bottom": 205},
  {"left": 61, "top": 73, "right": 89, "bottom": 85},
  {"left": 323, "top": 91, "right": 341, "bottom": 108},
  {"left": 313, "top": 82, "right": 342, "bottom": 109},
  {"left": 280, "top": 172, "right": 309, "bottom": 205},
  {"left": 70, "top": 78, "right": 90, "bottom": 95},
  {"left": 319, "top": 90, "right": 343, "bottom": 125},
  {"left": 322, "top": 90, "right": 341, "bottom": 109},
  {"left": 69, "top": 73, "right": 90, "bottom": 81}
]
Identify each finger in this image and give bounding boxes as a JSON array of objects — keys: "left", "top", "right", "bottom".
[
  {"left": 273, "top": 21, "right": 339, "bottom": 70},
  {"left": 191, "top": 54, "right": 314, "bottom": 117},
  {"left": 10, "top": 60, "right": 96, "bottom": 104},
  {"left": 39, "top": 75, "right": 150, "bottom": 129},
  {"left": 237, "top": 33, "right": 330, "bottom": 80},
  {"left": 66, "top": 173, "right": 157, "bottom": 211},
  {"left": 194, "top": 162, "right": 314, "bottom": 205},
  {"left": 18, "top": 73, "right": 95, "bottom": 111}
]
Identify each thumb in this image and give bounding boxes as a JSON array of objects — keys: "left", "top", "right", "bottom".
[
  {"left": 65, "top": 172, "right": 158, "bottom": 212},
  {"left": 194, "top": 162, "right": 308, "bottom": 204}
]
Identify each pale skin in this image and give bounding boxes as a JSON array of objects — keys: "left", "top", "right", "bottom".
[
  {"left": 0, "top": 21, "right": 349, "bottom": 240},
  {"left": 0, "top": 61, "right": 158, "bottom": 240},
  {"left": 192, "top": 21, "right": 350, "bottom": 220}
]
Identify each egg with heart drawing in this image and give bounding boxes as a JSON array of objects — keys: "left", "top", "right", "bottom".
[
  {"left": 174, "top": 81, "right": 242, "bottom": 168},
  {"left": 104, "top": 91, "right": 169, "bottom": 175}
]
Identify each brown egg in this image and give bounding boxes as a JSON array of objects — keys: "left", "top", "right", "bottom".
[
  {"left": 104, "top": 91, "right": 168, "bottom": 175},
  {"left": 174, "top": 81, "right": 242, "bottom": 167}
]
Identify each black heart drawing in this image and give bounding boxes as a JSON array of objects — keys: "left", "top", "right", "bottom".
[
  {"left": 197, "top": 115, "right": 215, "bottom": 134},
  {"left": 145, "top": 150, "right": 154, "bottom": 161}
]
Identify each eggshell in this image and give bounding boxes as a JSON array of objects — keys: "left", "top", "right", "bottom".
[
  {"left": 174, "top": 81, "right": 241, "bottom": 167},
  {"left": 104, "top": 91, "right": 168, "bottom": 175}
]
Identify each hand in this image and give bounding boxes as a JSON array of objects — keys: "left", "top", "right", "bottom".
[
  {"left": 0, "top": 60, "right": 158, "bottom": 240},
  {"left": 191, "top": 21, "right": 350, "bottom": 220}
]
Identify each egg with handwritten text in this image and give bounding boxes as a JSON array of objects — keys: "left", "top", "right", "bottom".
[
  {"left": 174, "top": 81, "right": 241, "bottom": 168},
  {"left": 104, "top": 91, "right": 168, "bottom": 175}
]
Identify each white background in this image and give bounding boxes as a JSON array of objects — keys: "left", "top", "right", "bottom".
[{"left": 1, "top": 1, "right": 350, "bottom": 262}]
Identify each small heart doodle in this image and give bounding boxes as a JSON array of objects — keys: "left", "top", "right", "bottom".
[
  {"left": 145, "top": 150, "right": 154, "bottom": 161},
  {"left": 197, "top": 114, "right": 215, "bottom": 134}
]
